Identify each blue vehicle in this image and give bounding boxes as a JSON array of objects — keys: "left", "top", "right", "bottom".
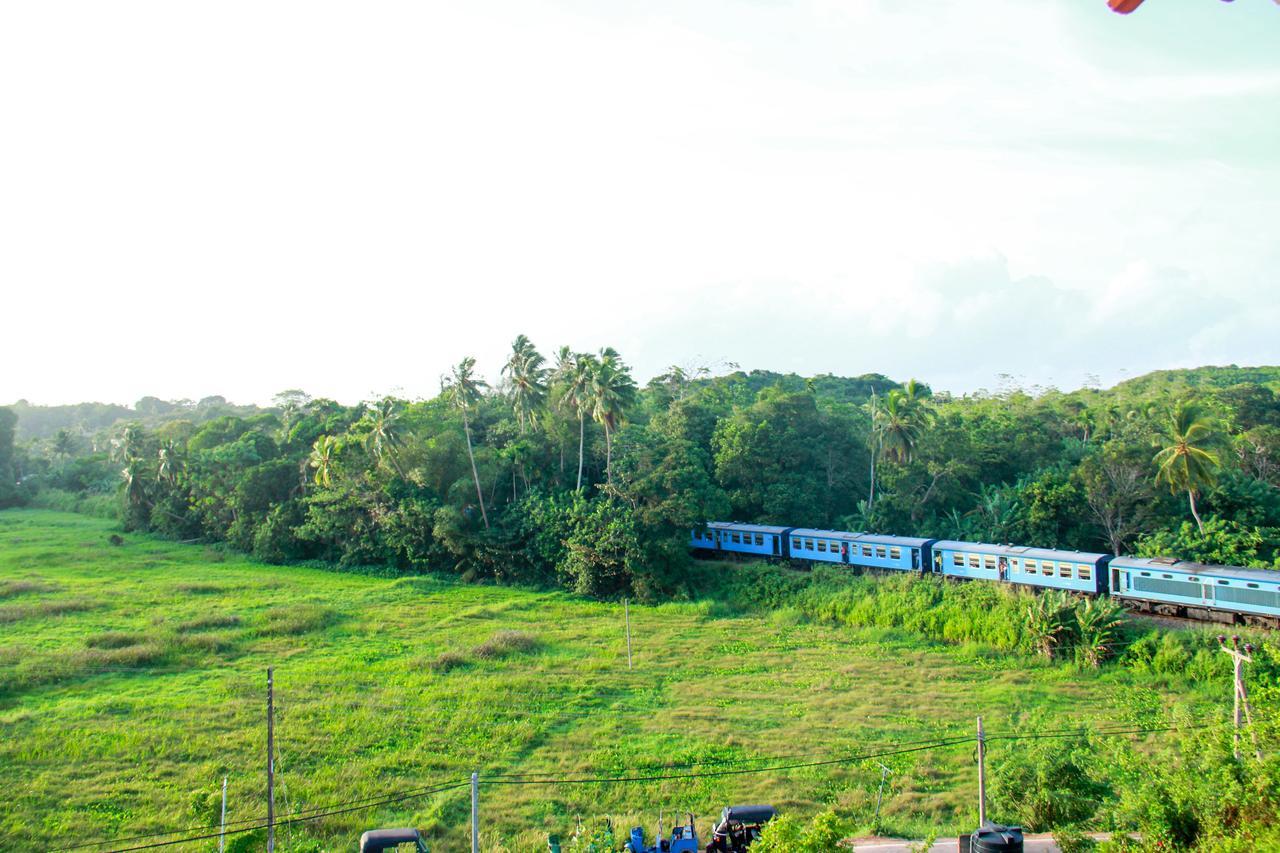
[
  {"left": 692, "top": 522, "right": 795, "bottom": 559},
  {"left": 1110, "top": 556, "right": 1280, "bottom": 628},
  {"left": 931, "top": 541, "right": 1110, "bottom": 595},
  {"left": 787, "top": 529, "right": 934, "bottom": 573},
  {"left": 626, "top": 814, "right": 699, "bottom": 853},
  {"left": 692, "top": 520, "right": 1280, "bottom": 628}
]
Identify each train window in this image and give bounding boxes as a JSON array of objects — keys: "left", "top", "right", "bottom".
[
  {"left": 817, "top": 541, "right": 827, "bottom": 552},
  {"left": 1058, "top": 562, "right": 1072, "bottom": 578},
  {"left": 1218, "top": 579, "right": 1228, "bottom": 585},
  {"left": 876, "top": 546, "right": 887, "bottom": 558},
  {"left": 862, "top": 545, "right": 873, "bottom": 557},
  {"left": 968, "top": 554, "right": 980, "bottom": 568},
  {"left": 755, "top": 534, "right": 764, "bottom": 546},
  {"left": 1248, "top": 583, "right": 1260, "bottom": 589},
  {"left": 1025, "top": 559, "right": 1037, "bottom": 574},
  {"left": 889, "top": 547, "right": 902, "bottom": 560},
  {"left": 1140, "top": 571, "right": 1151, "bottom": 577},
  {"left": 983, "top": 556, "right": 996, "bottom": 570},
  {"left": 952, "top": 553, "right": 964, "bottom": 567},
  {"left": 1162, "top": 574, "right": 1173, "bottom": 580},
  {"left": 1079, "top": 565, "right": 1092, "bottom": 582}
]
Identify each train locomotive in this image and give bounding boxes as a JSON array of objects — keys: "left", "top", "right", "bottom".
[{"left": 692, "top": 521, "right": 1280, "bottom": 628}]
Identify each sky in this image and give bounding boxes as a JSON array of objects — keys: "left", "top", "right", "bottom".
[{"left": 2, "top": 0, "right": 1278, "bottom": 406}]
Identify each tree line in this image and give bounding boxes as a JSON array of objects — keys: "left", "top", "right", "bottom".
[{"left": 5, "top": 349, "right": 1280, "bottom": 597}]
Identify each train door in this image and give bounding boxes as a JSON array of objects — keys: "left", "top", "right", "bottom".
[
  {"left": 841, "top": 542, "right": 849, "bottom": 564},
  {"left": 911, "top": 549, "right": 920, "bottom": 570},
  {"left": 933, "top": 551, "right": 944, "bottom": 573},
  {"left": 772, "top": 535, "right": 780, "bottom": 556}
]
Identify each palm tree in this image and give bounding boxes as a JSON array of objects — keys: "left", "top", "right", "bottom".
[
  {"left": 363, "top": 399, "right": 405, "bottom": 478},
  {"left": 157, "top": 440, "right": 183, "bottom": 486},
  {"left": 1153, "top": 402, "right": 1224, "bottom": 534},
  {"left": 309, "top": 435, "right": 338, "bottom": 489},
  {"left": 589, "top": 348, "right": 637, "bottom": 484},
  {"left": 502, "top": 335, "right": 548, "bottom": 435},
  {"left": 442, "top": 357, "right": 490, "bottom": 529},
  {"left": 555, "top": 349, "right": 596, "bottom": 492},
  {"left": 877, "top": 390, "right": 922, "bottom": 464}
]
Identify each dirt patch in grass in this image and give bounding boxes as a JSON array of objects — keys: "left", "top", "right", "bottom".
[
  {"left": 0, "top": 598, "right": 96, "bottom": 624},
  {"left": 253, "top": 605, "right": 337, "bottom": 637},
  {"left": 0, "top": 580, "right": 59, "bottom": 599},
  {"left": 473, "top": 630, "right": 540, "bottom": 659},
  {"left": 174, "top": 583, "right": 228, "bottom": 595},
  {"left": 175, "top": 614, "right": 241, "bottom": 633},
  {"left": 428, "top": 630, "right": 541, "bottom": 673},
  {"left": 430, "top": 651, "right": 471, "bottom": 673},
  {"left": 85, "top": 632, "right": 147, "bottom": 650}
]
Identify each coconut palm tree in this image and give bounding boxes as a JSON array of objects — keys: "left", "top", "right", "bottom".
[
  {"left": 877, "top": 390, "right": 922, "bottom": 464},
  {"left": 502, "top": 335, "right": 548, "bottom": 435},
  {"left": 1153, "top": 402, "right": 1224, "bottom": 534},
  {"left": 309, "top": 435, "right": 338, "bottom": 489},
  {"left": 363, "top": 398, "right": 405, "bottom": 478},
  {"left": 589, "top": 347, "right": 637, "bottom": 484},
  {"left": 157, "top": 440, "right": 183, "bottom": 486},
  {"left": 555, "top": 349, "right": 596, "bottom": 492},
  {"left": 442, "top": 356, "right": 490, "bottom": 529}
]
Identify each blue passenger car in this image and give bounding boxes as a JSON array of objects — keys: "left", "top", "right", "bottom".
[
  {"left": 692, "top": 522, "right": 793, "bottom": 559},
  {"left": 787, "top": 528, "right": 860, "bottom": 565},
  {"left": 848, "top": 534, "right": 934, "bottom": 573},
  {"left": 1110, "top": 556, "right": 1280, "bottom": 627},
  {"left": 931, "top": 541, "right": 1109, "bottom": 594}
]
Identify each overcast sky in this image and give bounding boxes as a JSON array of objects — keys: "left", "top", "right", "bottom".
[{"left": 3, "top": 0, "right": 1278, "bottom": 406}]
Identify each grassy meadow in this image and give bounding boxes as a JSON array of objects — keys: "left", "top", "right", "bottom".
[{"left": 0, "top": 509, "right": 1234, "bottom": 851}]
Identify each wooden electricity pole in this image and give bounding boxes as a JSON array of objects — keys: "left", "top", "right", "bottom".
[
  {"left": 218, "top": 776, "right": 227, "bottom": 853},
  {"left": 976, "top": 716, "right": 987, "bottom": 827},
  {"left": 267, "top": 667, "right": 276, "bottom": 853},
  {"left": 1218, "top": 636, "right": 1262, "bottom": 761}
]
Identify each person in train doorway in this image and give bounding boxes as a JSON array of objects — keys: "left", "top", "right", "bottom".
[
  {"left": 998, "top": 556, "right": 1009, "bottom": 582},
  {"left": 933, "top": 552, "right": 943, "bottom": 573},
  {"left": 840, "top": 542, "right": 849, "bottom": 564}
]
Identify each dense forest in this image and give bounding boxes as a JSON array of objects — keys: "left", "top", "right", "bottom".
[{"left": 4, "top": 346, "right": 1280, "bottom": 600}]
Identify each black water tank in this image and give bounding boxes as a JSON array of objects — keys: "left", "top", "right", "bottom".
[{"left": 971, "top": 822, "right": 1023, "bottom": 852}]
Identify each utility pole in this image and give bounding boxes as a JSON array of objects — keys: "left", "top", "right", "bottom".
[
  {"left": 873, "top": 762, "right": 892, "bottom": 826},
  {"left": 624, "top": 598, "right": 633, "bottom": 671},
  {"left": 1218, "top": 635, "right": 1261, "bottom": 761},
  {"left": 218, "top": 777, "right": 227, "bottom": 853},
  {"left": 267, "top": 667, "right": 275, "bottom": 853},
  {"left": 471, "top": 771, "right": 480, "bottom": 853},
  {"left": 976, "top": 716, "right": 987, "bottom": 827}
]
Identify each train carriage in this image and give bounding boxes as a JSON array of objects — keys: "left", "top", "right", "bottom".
[
  {"left": 1111, "top": 556, "right": 1280, "bottom": 627},
  {"left": 849, "top": 533, "right": 935, "bottom": 573},
  {"left": 692, "top": 522, "right": 794, "bottom": 559},
  {"left": 931, "top": 541, "right": 1109, "bottom": 595},
  {"left": 786, "top": 528, "right": 860, "bottom": 565}
]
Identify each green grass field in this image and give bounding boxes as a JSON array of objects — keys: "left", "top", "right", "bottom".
[{"left": 0, "top": 509, "right": 1227, "bottom": 851}]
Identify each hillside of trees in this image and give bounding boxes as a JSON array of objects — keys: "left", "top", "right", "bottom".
[{"left": 4, "top": 350, "right": 1279, "bottom": 598}]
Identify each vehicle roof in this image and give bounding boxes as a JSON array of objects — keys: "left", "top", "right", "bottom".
[
  {"left": 706, "top": 521, "right": 792, "bottom": 534},
  {"left": 719, "top": 804, "right": 777, "bottom": 824},
  {"left": 790, "top": 527, "right": 860, "bottom": 541},
  {"left": 789, "top": 528, "right": 932, "bottom": 546},
  {"left": 932, "top": 540, "right": 1109, "bottom": 562},
  {"left": 1110, "top": 555, "right": 1280, "bottom": 583}
]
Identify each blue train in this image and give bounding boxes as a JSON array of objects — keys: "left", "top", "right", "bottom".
[{"left": 691, "top": 521, "right": 1280, "bottom": 628}]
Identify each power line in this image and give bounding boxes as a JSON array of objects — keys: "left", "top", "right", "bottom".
[{"left": 64, "top": 781, "right": 471, "bottom": 853}]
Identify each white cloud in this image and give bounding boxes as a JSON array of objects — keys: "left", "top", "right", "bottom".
[{"left": 1, "top": 0, "right": 1277, "bottom": 405}]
